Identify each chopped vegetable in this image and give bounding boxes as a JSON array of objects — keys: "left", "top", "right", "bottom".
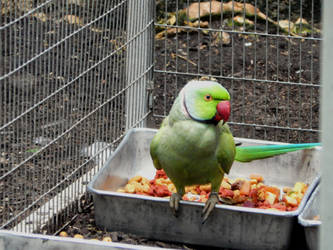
[{"left": 117, "top": 169, "right": 308, "bottom": 211}]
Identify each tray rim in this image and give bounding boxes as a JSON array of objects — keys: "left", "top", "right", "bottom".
[{"left": 298, "top": 184, "right": 322, "bottom": 227}]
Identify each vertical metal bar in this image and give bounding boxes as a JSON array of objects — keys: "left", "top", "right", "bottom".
[
  {"left": 298, "top": 0, "right": 303, "bottom": 142},
  {"left": 163, "top": 0, "right": 167, "bottom": 117},
  {"left": 309, "top": 0, "right": 314, "bottom": 141},
  {"left": 275, "top": 0, "right": 280, "bottom": 141},
  {"left": 252, "top": 0, "right": 258, "bottom": 139},
  {"left": 126, "top": 0, "right": 149, "bottom": 130},
  {"left": 287, "top": 0, "right": 291, "bottom": 141},
  {"left": 320, "top": 1, "right": 333, "bottom": 249}
]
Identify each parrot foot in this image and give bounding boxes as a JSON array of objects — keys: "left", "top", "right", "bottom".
[
  {"left": 169, "top": 193, "right": 182, "bottom": 217},
  {"left": 202, "top": 192, "right": 219, "bottom": 224},
  {"left": 219, "top": 196, "right": 236, "bottom": 205}
]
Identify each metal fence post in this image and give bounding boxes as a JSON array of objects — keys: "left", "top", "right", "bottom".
[
  {"left": 126, "top": 0, "right": 154, "bottom": 130},
  {"left": 320, "top": 0, "right": 333, "bottom": 249}
]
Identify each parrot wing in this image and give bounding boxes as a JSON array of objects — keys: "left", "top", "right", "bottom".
[
  {"left": 150, "top": 117, "right": 170, "bottom": 170},
  {"left": 215, "top": 123, "right": 236, "bottom": 174}
]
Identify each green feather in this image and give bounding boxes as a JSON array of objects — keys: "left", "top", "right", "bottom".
[{"left": 234, "top": 143, "right": 320, "bottom": 162}]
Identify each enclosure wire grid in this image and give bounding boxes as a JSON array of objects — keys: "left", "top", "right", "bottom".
[
  {"left": 0, "top": 0, "right": 154, "bottom": 233},
  {"left": 153, "top": 0, "right": 321, "bottom": 143}
]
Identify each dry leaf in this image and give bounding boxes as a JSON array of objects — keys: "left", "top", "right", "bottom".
[
  {"left": 213, "top": 31, "right": 230, "bottom": 45},
  {"left": 90, "top": 27, "right": 104, "bottom": 33},
  {"left": 295, "top": 17, "right": 309, "bottom": 25},
  {"left": 279, "top": 20, "right": 295, "bottom": 31},
  {"left": 233, "top": 16, "right": 254, "bottom": 26},
  {"left": 168, "top": 15, "right": 177, "bottom": 25},
  {"left": 187, "top": 1, "right": 222, "bottom": 20},
  {"left": 184, "top": 20, "right": 209, "bottom": 28},
  {"left": 64, "top": 15, "right": 84, "bottom": 26},
  {"left": 187, "top": 1, "right": 275, "bottom": 24},
  {"left": 33, "top": 12, "right": 48, "bottom": 22},
  {"left": 221, "top": 31, "right": 231, "bottom": 45},
  {"left": 155, "top": 27, "right": 185, "bottom": 39}
]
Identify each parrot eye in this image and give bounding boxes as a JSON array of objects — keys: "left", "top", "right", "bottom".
[{"left": 204, "top": 94, "right": 212, "bottom": 101}]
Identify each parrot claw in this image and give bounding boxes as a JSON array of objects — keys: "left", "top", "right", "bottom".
[
  {"left": 201, "top": 192, "right": 219, "bottom": 224},
  {"left": 219, "top": 196, "right": 236, "bottom": 205},
  {"left": 170, "top": 193, "right": 182, "bottom": 217}
]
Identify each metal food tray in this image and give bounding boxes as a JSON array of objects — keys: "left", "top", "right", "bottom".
[
  {"left": 87, "top": 128, "right": 321, "bottom": 250},
  {"left": 298, "top": 184, "right": 321, "bottom": 250}
]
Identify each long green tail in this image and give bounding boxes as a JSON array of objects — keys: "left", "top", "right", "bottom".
[{"left": 234, "top": 143, "right": 320, "bottom": 162}]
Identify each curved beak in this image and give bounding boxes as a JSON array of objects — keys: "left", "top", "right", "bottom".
[{"left": 216, "top": 101, "right": 231, "bottom": 125}]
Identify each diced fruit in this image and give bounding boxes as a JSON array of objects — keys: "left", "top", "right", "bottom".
[
  {"left": 231, "top": 180, "right": 243, "bottom": 190},
  {"left": 219, "top": 188, "right": 234, "bottom": 198},
  {"left": 265, "top": 192, "right": 277, "bottom": 205},
  {"left": 250, "top": 179, "right": 258, "bottom": 185},
  {"left": 221, "top": 180, "right": 231, "bottom": 189},
  {"left": 128, "top": 175, "right": 142, "bottom": 184},
  {"left": 118, "top": 169, "right": 308, "bottom": 212},
  {"left": 59, "top": 231, "right": 68, "bottom": 237},
  {"left": 199, "top": 184, "right": 211, "bottom": 192},
  {"left": 264, "top": 186, "right": 280, "bottom": 198},
  {"left": 250, "top": 174, "right": 264, "bottom": 182},
  {"left": 233, "top": 190, "right": 240, "bottom": 198},
  {"left": 283, "top": 187, "right": 292, "bottom": 193},
  {"left": 293, "top": 182, "right": 307, "bottom": 194},
  {"left": 284, "top": 195, "right": 298, "bottom": 206},
  {"left": 243, "top": 200, "right": 255, "bottom": 208},
  {"left": 271, "top": 202, "right": 287, "bottom": 211},
  {"left": 240, "top": 180, "right": 251, "bottom": 195},
  {"left": 124, "top": 184, "right": 136, "bottom": 193}
]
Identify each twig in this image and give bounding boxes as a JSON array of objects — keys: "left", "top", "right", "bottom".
[{"left": 171, "top": 53, "right": 197, "bottom": 66}]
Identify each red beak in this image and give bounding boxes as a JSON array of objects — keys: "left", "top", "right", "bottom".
[{"left": 215, "top": 101, "right": 230, "bottom": 124}]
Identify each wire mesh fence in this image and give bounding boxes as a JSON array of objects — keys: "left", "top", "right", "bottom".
[
  {"left": 153, "top": 0, "right": 321, "bottom": 143},
  {"left": 0, "top": 0, "right": 154, "bottom": 233},
  {"left": 0, "top": 0, "right": 322, "bottom": 239}
]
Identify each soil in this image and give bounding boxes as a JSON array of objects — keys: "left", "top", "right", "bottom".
[{"left": 51, "top": 203, "right": 220, "bottom": 250}]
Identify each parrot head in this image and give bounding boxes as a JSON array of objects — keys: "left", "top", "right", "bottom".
[{"left": 182, "top": 80, "right": 231, "bottom": 124}]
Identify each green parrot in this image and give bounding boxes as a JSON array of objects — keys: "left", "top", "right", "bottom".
[{"left": 150, "top": 80, "right": 319, "bottom": 223}]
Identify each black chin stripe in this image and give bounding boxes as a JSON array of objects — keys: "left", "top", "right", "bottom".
[{"left": 183, "top": 95, "right": 219, "bottom": 125}]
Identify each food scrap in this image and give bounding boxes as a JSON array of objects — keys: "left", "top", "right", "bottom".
[{"left": 117, "top": 170, "right": 308, "bottom": 212}]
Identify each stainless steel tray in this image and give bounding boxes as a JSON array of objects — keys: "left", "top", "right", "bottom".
[
  {"left": 298, "top": 184, "right": 321, "bottom": 250},
  {"left": 87, "top": 128, "right": 321, "bottom": 250}
]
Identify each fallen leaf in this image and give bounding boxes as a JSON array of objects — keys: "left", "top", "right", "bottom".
[
  {"left": 213, "top": 31, "right": 230, "bottom": 45},
  {"left": 278, "top": 20, "right": 295, "bottom": 31},
  {"left": 233, "top": 16, "right": 254, "bottom": 26},
  {"left": 184, "top": 20, "right": 209, "bottom": 28},
  {"left": 187, "top": 1, "right": 222, "bottom": 20},
  {"left": 64, "top": 15, "right": 84, "bottom": 26},
  {"left": 295, "top": 17, "right": 309, "bottom": 25},
  {"left": 168, "top": 15, "right": 177, "bottom": 25},
  {"left": 155, "top": 27, "right": 185, "bottom": 39},
  {"left": 187, "top": 1, "right": 275, "bottom": 24},
  {"left": 33, "top": 12, "right": 48, "bottom": 22}
]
